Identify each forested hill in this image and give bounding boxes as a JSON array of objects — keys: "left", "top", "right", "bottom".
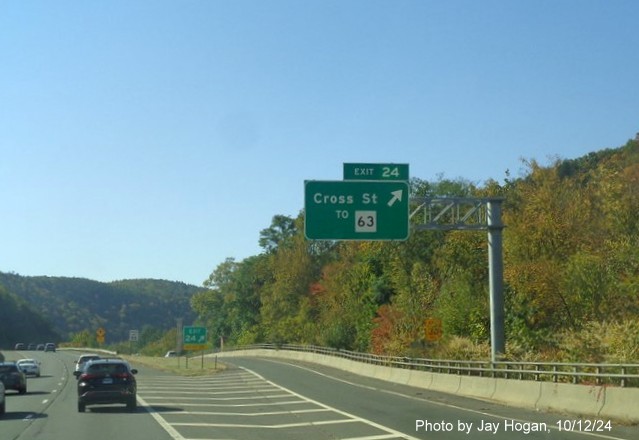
[
  {"left": 189, "top": 134, "right": 639, "bottom": 363},
  {"left": 0, "top": 272, "right": 202, "bottom": 344},
  {"left": 0, "top": 283, "right": 60, "bottom": 348}
]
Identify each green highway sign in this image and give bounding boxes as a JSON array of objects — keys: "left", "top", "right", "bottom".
[
  {"left": 343, "top": 163, "right": 409, "bottom": 181},
  {"left": 183, "top": 326, "right": 208, "bottom": 351},
  {"left": 305, "top": 180, "right": 410, "bottom": 240}
]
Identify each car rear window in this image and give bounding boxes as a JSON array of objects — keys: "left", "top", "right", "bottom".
[
  {"left": 87, "top": 363, "right": 128, "bottom": 375},
  {"left": 0, "top": 365, "right": 18, "bottom": 373}
]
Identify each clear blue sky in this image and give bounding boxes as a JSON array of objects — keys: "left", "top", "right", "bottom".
[{"left": 1, "top": 1, "right": 637, "bottom": 286}]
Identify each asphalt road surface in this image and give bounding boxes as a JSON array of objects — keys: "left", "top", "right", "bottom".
[{"left": 1, "top": 351, "right": 637, "bottom": 440}]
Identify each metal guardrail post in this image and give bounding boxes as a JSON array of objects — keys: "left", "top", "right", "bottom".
[
  {"left": 518, "top": 364, "right": 523, "bottom": 380},
  {"left": 596, "top": 366, "right": 602, "bottom": 385}
]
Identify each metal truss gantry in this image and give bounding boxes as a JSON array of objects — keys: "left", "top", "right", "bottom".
[{"left": 410, "top": 197, "right": 505, "bottom": 362}]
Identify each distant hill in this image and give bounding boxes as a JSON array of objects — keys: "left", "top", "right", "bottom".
[
  {"left": 0, "top": 283, "right": 60, "bottom": 349},
  {"left": 0, "top": 272, "right": 202, "bottom": 345}
]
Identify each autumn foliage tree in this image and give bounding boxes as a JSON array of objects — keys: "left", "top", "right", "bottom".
[{"left": 192, "top": 136, "right": 639, "bottom": 362}]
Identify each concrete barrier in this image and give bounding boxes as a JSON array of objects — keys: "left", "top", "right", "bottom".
[
  {"left": 458, "top": 375, "right": 496, "bottom": 401},
  {"left": 536, "top": 382, "right": 604, "bottom": 417},
  {"left": 600, "top": 386, "right": 639, "bottom": 423},
  {"left": 214, "top": 349, "right": 639, "bottom": 422},
  {"left": 406, "top": 369, "right": 434, "bottom": 390},
  {"left": 373, "top": 364, "right": 394, "bottom": 381},
  {"left": 389, "top": 366, "right": 412, "bottom": 385},
  {"left": 428, "top": 372, "right": 462, "bottom": 395},
  {"left": 491, "top": 378, "right": 541, "bottom": 409}
]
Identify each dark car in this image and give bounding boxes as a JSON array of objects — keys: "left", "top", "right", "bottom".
[
  {"left": 0, "top": 362, "right": 27, "bottom": 394},
  {"left": 14, "top": 343, "right": 26, "bottom": 350},
  {"left": 0, "top": 381, "right": 5, "bottom": 415},
  {"left": 44, "top": 343, "right": 56, "bottom": 352},
  {"left": 74, "top": 359, "right": 137, "bottom": 412}
]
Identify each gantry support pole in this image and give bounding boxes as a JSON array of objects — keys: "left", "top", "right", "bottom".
[
  {"left": 487, "top": 199, "right": 505, "bottom": 361},
  {"left": 411, "top": 196, "right": 506, "bottom": 362}
]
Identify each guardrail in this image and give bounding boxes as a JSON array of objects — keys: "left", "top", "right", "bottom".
[{"left": 222, "top": 343, "right": 639, "bottom": 388}]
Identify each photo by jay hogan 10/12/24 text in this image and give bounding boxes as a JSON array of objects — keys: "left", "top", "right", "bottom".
[{"left": 416, "top": 419, "right": 613, "bottom": 435}]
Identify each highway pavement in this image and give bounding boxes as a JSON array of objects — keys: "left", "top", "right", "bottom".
[
  {"left": 1, "top": 349, "right": 174, "bottom": 440},
  {"left": 1, "top": 350, "right": 637, "bottom": 440}
]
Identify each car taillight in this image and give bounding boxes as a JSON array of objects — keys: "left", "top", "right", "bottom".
[
  {"left": 114, "top": 373, "right": 132, "bottom": 380},
  {"left": 80, "top": 373, "right": 99, "bottom": 381}
]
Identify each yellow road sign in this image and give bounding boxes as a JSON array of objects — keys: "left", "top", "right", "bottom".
[{"left": 424, "top": 318, "right": 442, "bottom": 342}]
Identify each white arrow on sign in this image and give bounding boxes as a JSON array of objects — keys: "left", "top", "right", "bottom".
[{"left": 387, "top": 190, "right": 403, "bottom": 207}]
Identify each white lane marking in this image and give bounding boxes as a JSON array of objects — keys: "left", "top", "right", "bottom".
[
  {"left": 138, "top": 383, "right": 268, "bottom": 390},
  {"left": 140, "top": 388, "right": 275, "bottom": 395},
  {"left": 139, "top": 393, "right": 290, "bottom": 401},
  {"left": 276, "top": 359, "right": 631, "bottom": 440},
  {"left": 140, "top": 400, "right": 307, "bottom": 407},
  {"left": 239, "top": 366, "right": 421, "bottom": 440},
  {"left": 138, "top": 395, "right": 186, "bottom": 440},
  {"left": 149, "top": 374, "right": 258, "bottom": 383},
  {"left": 170, "top": 419, "right": 359, "bottom": 428},
  {"left": 42, "top": 399, "right": 49, "bottom": 404},
  {"left": 341, "top": 435, "right": 399, "bottom": 440},
  {"left": 140, "top": 368, "right": 419, "bottom": 440},
  {"left": 157, "top": 408, "right": 330, "bottom": 416}
]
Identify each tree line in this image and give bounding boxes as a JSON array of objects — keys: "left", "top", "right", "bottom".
[
  {"left": 191, "top": 136, "right": 639, "bottom": 362},
  {"left": 0, "top": 273, "right": 198, "bottom": 346}
]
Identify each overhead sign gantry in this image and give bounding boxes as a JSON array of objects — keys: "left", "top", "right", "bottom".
[{"left": 304, "top": 164, "right": 506, "bottom": 362}]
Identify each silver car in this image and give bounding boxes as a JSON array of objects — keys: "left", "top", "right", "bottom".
[{"left": 16, "top": 359, "right": 41, "bottom": 377}]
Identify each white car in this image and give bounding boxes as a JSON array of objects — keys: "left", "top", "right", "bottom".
[
  {"left": 16, "top": 359, "right": 41, "bottom": 377},
  {"left": 0, "top": 380, "right": 5, "bottom": 415},
  {"left": 74, "top": 354, "right": 101, "bottom": 375}
]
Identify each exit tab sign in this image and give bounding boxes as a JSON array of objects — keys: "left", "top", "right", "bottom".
[
  {"left": 343, "top": 163, "right": 409, "bottom": 181},
  {"left": 305, "top": 180, "right": 409, "bottom": 241},
  {"left": 183, "top": 326, "right": 208, "bottom": 351}
]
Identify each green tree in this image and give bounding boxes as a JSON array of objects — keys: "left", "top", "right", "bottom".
[
  {"left": 259, "top": 215, "right": 297, "bottom": 253},
  {"left": 193, "top": 255, "right": 270, "bottom": 346},
  {"left": 260, "top": 231, "right": 318, "bottom": 344},
  {"left": 313, "top": 242, "right": 381, "bottom": 350},
  {"left": 504, "top": 159, "right": 595, "bottom": 329},
  {"left": 69, "top": 330, "right": 97, "bottom": 347}
]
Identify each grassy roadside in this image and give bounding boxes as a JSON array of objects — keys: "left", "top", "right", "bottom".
[{"left": 121, "top": 354, "right": 227, "bottom": 377}]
